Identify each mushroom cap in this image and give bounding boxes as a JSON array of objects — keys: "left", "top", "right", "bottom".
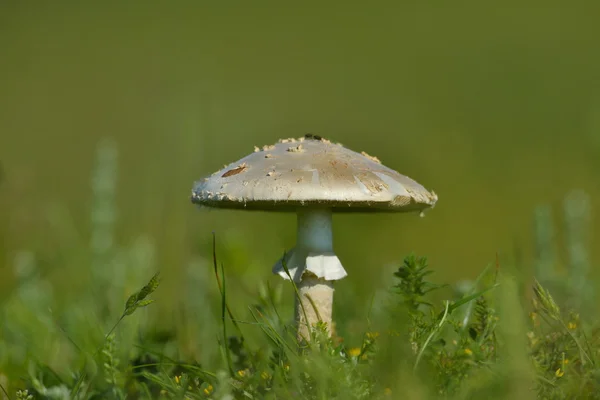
[{"left": 191, "top": 136, "right": 437, "bottom": 213}]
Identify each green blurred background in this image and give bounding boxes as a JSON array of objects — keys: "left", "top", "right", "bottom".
[{"left": 1, "top": 2, "right": 599, "bottom": 345}]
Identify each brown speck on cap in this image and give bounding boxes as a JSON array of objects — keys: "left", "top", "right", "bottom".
[
  {"left": 221, "top": 162, "right": 248, "bottom": 177},
  {"left": 191, "top": 137, "right": 438, "bottom": 213}
]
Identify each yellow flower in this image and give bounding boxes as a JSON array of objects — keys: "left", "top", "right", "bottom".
[
  {"left": 203, "top": 384, "right": 214, "bottom": 395},
  {"left": 366, "top": 332, "right": 380, "bottom": 340},
  {"left": 284, "top": 364, "right": 290, "bottom": 372},
  {"left": 568, "top": 322, "right": 577, "bottom": 330},
  {"left": 464, "top": 348, "right": 473, "bottom": 356},
  {"left": 348, "top": 347, "right": 362, "bottom": 357},
  {"left": 261, "top": 371, "right": 271, "bottom": 380},
  {"left": 564, "top": 359, "right": 570, "bottom": 365},
  {"left": 237, "top": 369, "right": 247, "bottom": 378},
  {"left": 174, "top": 375, "right": 181, "bottom": 384},
  {"left": 555, "top": 368, "right": 564, "bottom": 378}
]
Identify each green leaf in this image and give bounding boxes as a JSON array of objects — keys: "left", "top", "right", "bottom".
[
  {"left": 137, "top": 272, "right": 161, "bottom": 301},
  {"left": 125, "top": 293, "right": 138, "bottom": 310},
  {"left": 122, "top": 272, "right": 160, "bottom": 316},
  {"left": 136, "top": 299, "right": 155, "bottom": 308},
  {"left": 447, "top": 283, "right": 500, "bottom": 315}
]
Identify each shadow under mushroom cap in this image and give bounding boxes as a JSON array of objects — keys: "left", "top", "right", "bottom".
[{"left": 191, "top": 136, "right": 438, "bottom": 213}]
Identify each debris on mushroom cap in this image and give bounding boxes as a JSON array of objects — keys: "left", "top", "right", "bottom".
[
  {"left": 360, "top": 151, "right": 381, "bottom": 164},
  {"left": 253, "top": 146, "right": 260, "bottom": 152},
  {"left": 269, "top": 134, "right": 332, "bottom": 149},
  {"left": 304, "top": 133, "right": 322, "bottom": 141},
  {"left": 302, "top": 133, "right": 331, "bottom": 144},
  {"left": 191, "top": 137, "right": 438, "bottom": 213},
  {"left": 262, "top": 144, "right": 275, "bottom": 151},
  {"left": 287, "top": 144, "right": 304, "bottom": 153}
]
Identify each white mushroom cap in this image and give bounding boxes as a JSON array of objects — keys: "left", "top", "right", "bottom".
[{"left": 191, "top": 135, "right": 437, "bottom": 212}]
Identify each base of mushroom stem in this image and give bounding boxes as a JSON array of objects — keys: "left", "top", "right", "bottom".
[{"left": 295, "top": 274, "right": 334, "bottom": 341}]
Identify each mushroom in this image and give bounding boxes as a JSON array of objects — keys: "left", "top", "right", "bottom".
[{"left": 191, "top": 135, "right": 437, "bottom": 342}]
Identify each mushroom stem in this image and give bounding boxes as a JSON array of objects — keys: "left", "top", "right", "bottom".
[
  {"left": 295, "top": 274, "right": 334, "bottom": 342},
  {"left": 295, "top": 208, "right": 334, "bottom": 340},
  {"left": 296, "top": 208, "right": 333, "bottom": 254},
  {"left": 272, "top": 208, "right": 347, "bottom": 341}
]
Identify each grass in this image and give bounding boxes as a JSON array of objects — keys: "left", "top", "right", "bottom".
[{"left": 1, "top": 139, "right": 598, "bottom": 399}]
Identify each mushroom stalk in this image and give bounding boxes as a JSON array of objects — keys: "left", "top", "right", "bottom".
[
  {"left": 296, "top": 208, "right": 333, "bottom": 254},
  {"left": 295, "top": 209, "right": 335, "bottom": 340},
  {"left": 272, "top": 208, "right": 347, "bottom": 340},
  {"left": 295, "top": 274, "right": 334, "bottom": 341}
]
